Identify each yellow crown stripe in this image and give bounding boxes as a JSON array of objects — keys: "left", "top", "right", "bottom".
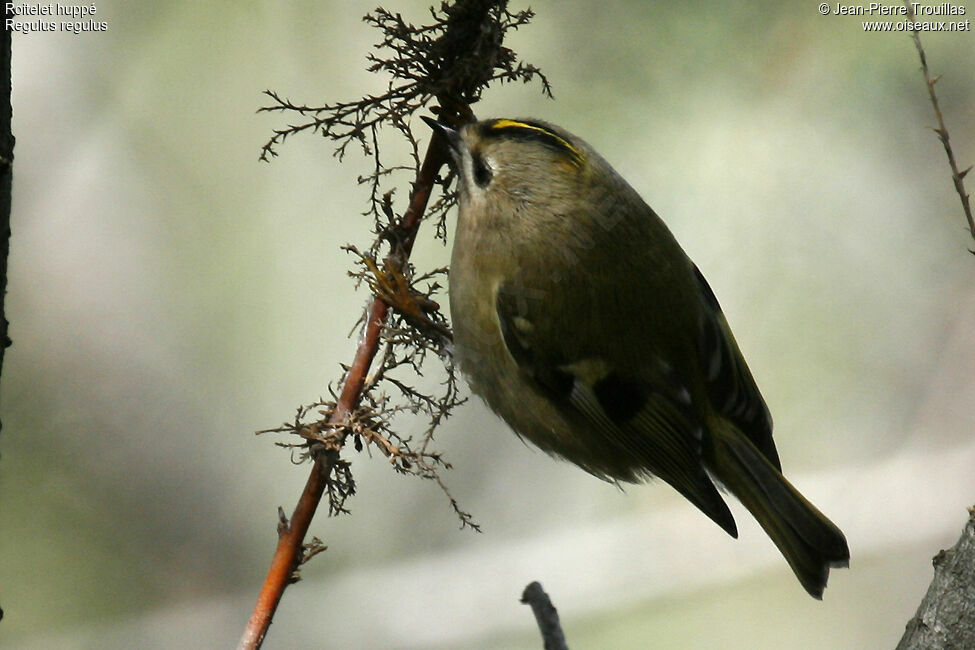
[{"left": 489, "top": 119, "right": 584, "bottom": 167}]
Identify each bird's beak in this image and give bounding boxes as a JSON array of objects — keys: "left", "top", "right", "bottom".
[{"left": 421, "top": 116, "right": 462, "bottom": 157}]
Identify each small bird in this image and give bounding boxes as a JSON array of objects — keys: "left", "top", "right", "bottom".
[{"left": 423, "top": 116, "right": 850, "bottom": 598}]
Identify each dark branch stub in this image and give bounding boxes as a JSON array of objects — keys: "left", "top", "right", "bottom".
[{"left": 521, "top": 581, "right": 569, "bottom": 650}]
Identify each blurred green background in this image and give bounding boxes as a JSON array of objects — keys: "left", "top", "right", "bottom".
[{"left": 2, "top": 1, "right": 974, "bottom": 648}]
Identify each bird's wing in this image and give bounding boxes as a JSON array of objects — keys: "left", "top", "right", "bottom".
[
  {"left": 691, "top": 265, "right": 778, "bottom": 469},
  {"left": 495, "top": 284, "right": 739, "bottom": 537}
]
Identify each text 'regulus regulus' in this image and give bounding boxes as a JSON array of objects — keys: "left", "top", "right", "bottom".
[{"left": 423, "top": 116, "right": 850, "bottom": 598}]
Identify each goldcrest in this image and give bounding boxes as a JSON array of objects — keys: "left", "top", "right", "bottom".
[{"left": 422, "top": 116, "right": 849, "bottom": 598}]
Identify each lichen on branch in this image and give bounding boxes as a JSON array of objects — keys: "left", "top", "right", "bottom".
[
  {"left": 258, "top": 1, "right": 549, "bottom": 162},
  {"left": 255, "top": 0, "right": 552, "bottom": 531}
]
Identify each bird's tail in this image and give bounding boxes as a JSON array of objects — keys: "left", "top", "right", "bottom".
[{"left": 707, "top": 421, "right": 850, "bottom": 598}]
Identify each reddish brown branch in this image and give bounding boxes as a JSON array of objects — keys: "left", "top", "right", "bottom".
[
  {"left": 237, "top": 139, "right": 448, "bottom": 650},
  {"left": 240, "top": 3, "right": 550, "bottom": 644}
]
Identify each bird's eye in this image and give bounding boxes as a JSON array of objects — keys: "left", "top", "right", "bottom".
[{"left": 472, "top": 154, "right": 493, "bottom": 188}]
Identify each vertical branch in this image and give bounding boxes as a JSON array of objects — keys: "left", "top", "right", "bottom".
[{"left": 0, "top": 3, "right": 14, "bottom": 435}]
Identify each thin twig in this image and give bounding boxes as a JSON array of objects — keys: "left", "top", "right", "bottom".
[{"left": 903, "top": 0, "right": 975, "bottom": 248}]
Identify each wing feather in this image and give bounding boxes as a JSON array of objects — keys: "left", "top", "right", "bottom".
[{"left": 496, "top": 286, "right": 738, "bottom": 537}]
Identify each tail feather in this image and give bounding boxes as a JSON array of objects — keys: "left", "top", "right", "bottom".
[{"left": 708, "top": 421, "right": 850, "bottom": 598}]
